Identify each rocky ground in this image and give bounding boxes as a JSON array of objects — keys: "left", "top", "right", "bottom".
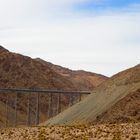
[{"left": 0, "top": 123, "right": 139, "bottom": 140}]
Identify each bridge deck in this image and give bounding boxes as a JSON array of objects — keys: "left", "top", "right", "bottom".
[{"left": 0, "top": 88, "right": 91, "bottom": 95}]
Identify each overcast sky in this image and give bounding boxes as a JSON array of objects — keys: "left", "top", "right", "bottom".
[{"left": 0, "top": 0, "right": 140, "bottom": 76}]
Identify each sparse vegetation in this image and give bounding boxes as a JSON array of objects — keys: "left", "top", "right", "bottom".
[{"left": 0, "top": 123, "right": 139, "bottom": 140}]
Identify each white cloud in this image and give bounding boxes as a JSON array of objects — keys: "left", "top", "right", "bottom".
[{"left": 1, "top": 13, "right": 140, "bottom": 76}]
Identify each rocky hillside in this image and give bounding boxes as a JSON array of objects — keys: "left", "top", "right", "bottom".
[
  {"left": 95, "top": 88, "right": 140, "bottom": 123},
  {"left": 0, "top": 46, "right": 75, "bottom": 90},
  {"left": 0, "top": 46, "right": 107, "bottom": 90},
  {"left": 36, "top": 58, "right": 108, "bottom": 90},
  {"left": 43, "top": 64, "right": 140, "bottom": 125},
  {"left": 0, "top": 45, "right": 107, "bottom": 127}
]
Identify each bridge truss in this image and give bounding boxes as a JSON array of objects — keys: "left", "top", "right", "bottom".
[{"left": 0, "top": 88, "right": 90, "bottom": 127}]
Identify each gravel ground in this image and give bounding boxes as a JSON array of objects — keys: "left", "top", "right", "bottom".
[{"left": 0, "top": 123, "right": 139, "bottom": 140}]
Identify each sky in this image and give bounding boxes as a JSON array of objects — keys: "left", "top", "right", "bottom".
[{"left": 0, "top": 0, "right": 140, "bottom": 76}]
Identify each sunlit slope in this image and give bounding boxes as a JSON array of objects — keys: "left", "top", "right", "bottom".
[{"left": 42, "top": 64, "right": 140, "bottom": 125}]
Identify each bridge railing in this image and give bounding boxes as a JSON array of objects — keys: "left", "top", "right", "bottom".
[{"left": 0, "top": 88, "right": 90, "bottom": 127}]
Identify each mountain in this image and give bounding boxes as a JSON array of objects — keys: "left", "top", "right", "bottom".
[
  {"left": 0, "top": 46, "right": 107, "bottom": 126},
  {"left": 95, "top": 88, "right": 140, "bottom": 123},
  {"left": 36, "top": 58, "right": 108, "bottom": 90},
  {"left": 42, "top": 64, "right": 140, "bottom": 125},
  {"left": 0, "top": 46, "right": 107, "bottom": 90},
  {"left": 0, "top": 46, "right": 9, "bottom": 53},
  {"left": 0, "top": 46, "right": 75, "bottom": 90}
]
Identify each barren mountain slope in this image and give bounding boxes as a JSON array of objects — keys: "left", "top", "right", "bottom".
[
  {"left": 0, "top": 46, "right": 107, "bottom": 90},
  {"left": 36, "top": 58, "right": 108, "bottom": 90},
  {"left": 95, "top": 88, "right": 140, "bottom": 123},
  {"left": 0, "top": 46, "right": 77, "bottom": 126},
  {"left": 0, "top": 46, "right": 76, "bottom": 90},
  {"left": 42, "top": 64, "right": 140, "bottom": 125},
  {"left": 0, "top": 46, "right": 107, "bottom": 126}
]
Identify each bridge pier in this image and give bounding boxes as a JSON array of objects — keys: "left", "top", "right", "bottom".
[
  {"left": 48, "top": 93, "right": 53, "bottom": 118},
  {"left": 79, "top": 94, "right": 82, "bottom": 102},
  {"left": 69, "top": 94, "right": 74, "bottom": 107},
  {"left": 14, "top": 93, "right": 18, "bottom": 127},
  {"left": 57, "top": 93, "right": 61, "bottom": 114},
  {"left": 5, "top": 94, "right": 8, "bottom": 127},
  {"left": 27, "top": 93, "right": 31, "bottom": 126},
  {"left": 35, "top": 93, "right": 40, "bottom": 125}
]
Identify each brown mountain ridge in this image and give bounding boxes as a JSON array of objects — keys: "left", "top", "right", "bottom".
[
  {"left": 36, "top": 58, "right": 108, "bottom": 90},
  {"left": 0, "top": 46, "right": 107, "bottom": 90}
]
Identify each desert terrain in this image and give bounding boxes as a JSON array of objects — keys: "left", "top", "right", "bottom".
[
  {"left": 0, "top": 46, "right": 140, "bottom": 139},
  {"left": 0, "top": 123, "right": 139, "bottom": 140}
]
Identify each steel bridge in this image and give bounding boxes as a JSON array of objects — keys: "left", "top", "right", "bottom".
[{"left": 0, "top": 88, "right": 90, "bottom": 127}]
